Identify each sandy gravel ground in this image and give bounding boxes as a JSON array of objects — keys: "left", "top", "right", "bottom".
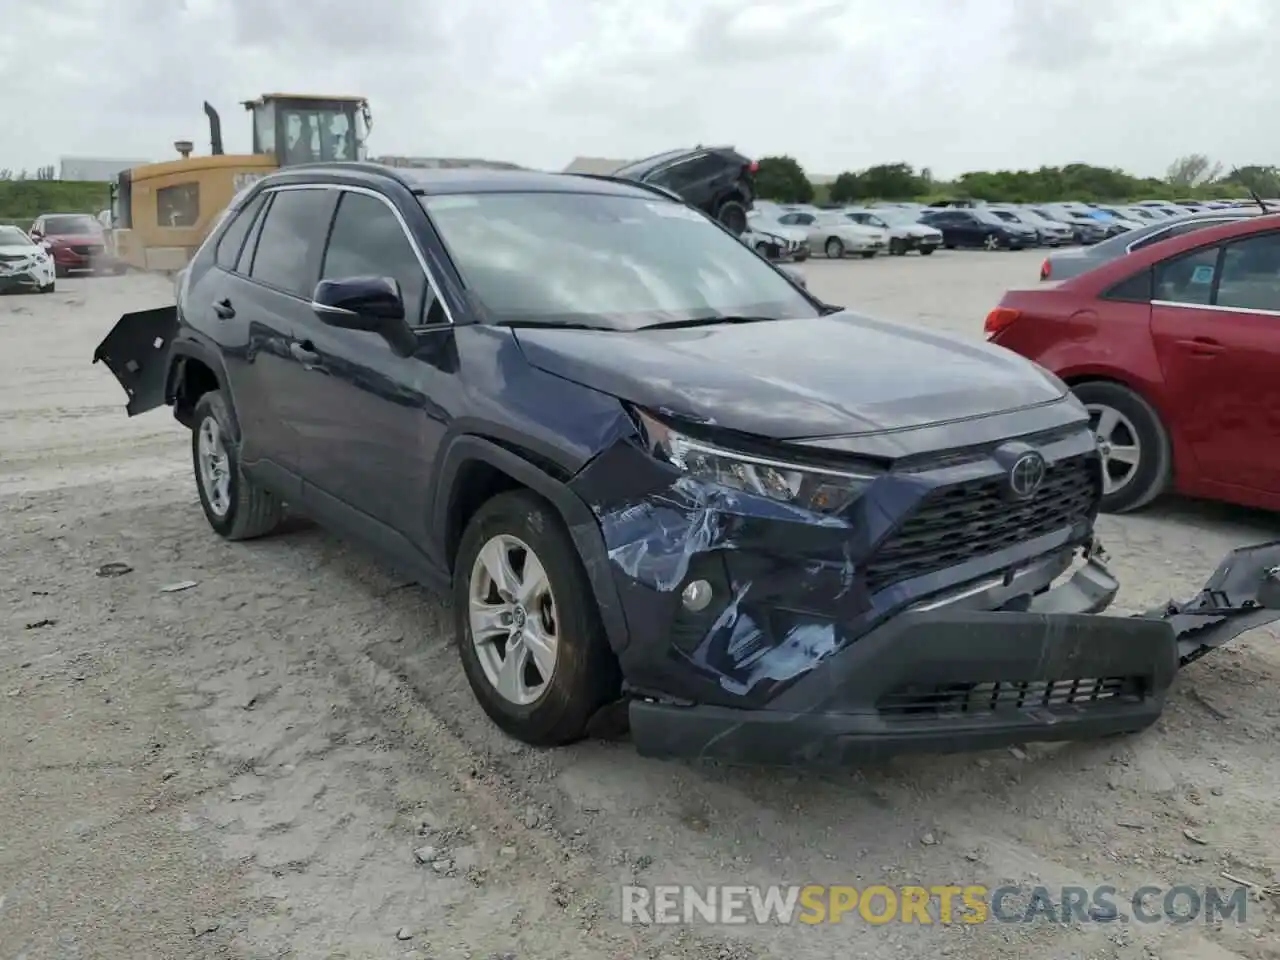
[{"left": 3, "top": 254, "right": 1279, "bottom": 960}]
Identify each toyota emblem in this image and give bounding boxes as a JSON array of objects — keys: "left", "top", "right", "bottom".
[{"left": 1008, "top": 452, "right": 1047, "bottom": 499}]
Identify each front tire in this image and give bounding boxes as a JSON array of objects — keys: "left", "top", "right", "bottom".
[
  {"left": 38, "top": 281, "right": 55, "bottom": 294},
  {"left": 1071, "top": 381, "right": 1172, "bottom": 514},
  {"left": 454, "top": 490, "right": 619, "bottom": 747},
  {"left": 889, "top": 238, "right": 906, "bottom": 256},
  {"left": 919, "top": 247, "right": 935, "bottom": 256},
  {"left": 191, "top": 391, "right": 284, "bottom": 540},
  {"left": 982, "top": 234, "right": 1001, "bottom": 251}
]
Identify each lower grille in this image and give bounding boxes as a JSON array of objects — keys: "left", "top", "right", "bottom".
[
  {"left": 864, "top": 453, "right": 1100, "bottom": 593},
  {"left": 878, "top": 677, "right": 1144, "bottom": 719}
]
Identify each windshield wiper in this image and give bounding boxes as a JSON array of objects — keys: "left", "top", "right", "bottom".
[
  {"left": 496, "top": 320, "right": 612, "bottom": 331},
  {"left": 639, "top": 314, "right": 784, "bottom": 331}
]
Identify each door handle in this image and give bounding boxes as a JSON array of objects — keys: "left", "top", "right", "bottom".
[
  {"left": 212, "top": 298, "right": 235, "bottom": 319},
  {"left": 1174, "top": 337, "right": 1224, "bottom": 357},
  {"left": 289, "top": 341, "right": 320, "bottom": 365}
]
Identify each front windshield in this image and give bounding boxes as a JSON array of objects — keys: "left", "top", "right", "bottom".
[
  {"left": 422, "top": 191, "right": 819, "bottom": 330},
  {"left": 45, "top": 215, "right": 99, "bottom": 235},
  {"left": 281, "top": 107, "right": 355, "bottom": 163},
  {"left": 0, "top": 226, "right": 34, "bottom": 246}
]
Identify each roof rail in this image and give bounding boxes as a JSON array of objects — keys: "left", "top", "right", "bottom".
[{"left": 266, "top": 159, "right": 418, "bottom": 189}]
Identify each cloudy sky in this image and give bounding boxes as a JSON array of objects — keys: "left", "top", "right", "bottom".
[{"left": 5, "top": 0, "right": 1274, "bottom": 178}]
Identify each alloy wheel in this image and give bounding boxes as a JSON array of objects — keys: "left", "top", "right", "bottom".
[
  {"left": 983, "top": 235, "right": 1000, "bottom": 251},
  {"left": 196, "top": 416, "right": 232, "bottom": 517},
  {"left": 1087, "top": 403, "right": 1142, "bottom": 496},
  {"left": 468, "top": 534, "right": 559, "bottom": 706}
]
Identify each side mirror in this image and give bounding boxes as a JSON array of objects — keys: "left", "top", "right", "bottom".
[
  {"left": 29, "top": 230, "right": 42, "bottom": 240},
  {"left": 312, "top": 276, "right": 417, "bottom": 356}
]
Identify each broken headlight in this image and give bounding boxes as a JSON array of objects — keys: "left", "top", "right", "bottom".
[{"left": 637, "top": 410, "right": 878, "bottom": 515}]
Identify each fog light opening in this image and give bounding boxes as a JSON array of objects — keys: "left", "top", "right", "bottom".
[{"left": 681, "top": 579, "right": 714, "bottom": 612}]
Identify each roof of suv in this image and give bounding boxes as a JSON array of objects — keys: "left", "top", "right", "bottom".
[{"left": 254, "top": 162, "right": 674, "bottom": 199}]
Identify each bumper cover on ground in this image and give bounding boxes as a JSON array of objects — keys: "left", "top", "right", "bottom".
[{"left": 630, "top": 543, "right": 1280, "bottom": 766}]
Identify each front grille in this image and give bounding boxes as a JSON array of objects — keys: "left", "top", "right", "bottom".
[
  {"left": 71, "top": 245, "right": 102, "bottom": 256},
  {"left": 864, "top": 453, "right": 1100, "bottom": 593},
  {"left": 878, "top": 676, "right": 1144, "bottom": 719}
]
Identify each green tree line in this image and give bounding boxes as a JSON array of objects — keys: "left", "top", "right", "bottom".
[
  {"left": 0, "top": 180, "right": 111, "bottom": 225},
  {"left": 753, "top": 154, "right": 1280, "bottom": 206}
]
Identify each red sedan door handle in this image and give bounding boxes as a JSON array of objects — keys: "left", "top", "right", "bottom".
[{"left": 1174, "top": 337, "right": 1224, "bottom": 357}]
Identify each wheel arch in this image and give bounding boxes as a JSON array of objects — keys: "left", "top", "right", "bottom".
[
  {"left": 1062, "top": 372, "right": 1186, "bottom": 491},
  {"left": 432, "top": 435, "right": 632, "bottom": 654},
  {"left": 166, "top": 342, "right": 239, "bottom": 437}
]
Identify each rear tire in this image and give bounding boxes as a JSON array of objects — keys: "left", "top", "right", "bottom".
[
  {"left": 191, "top": 391, "right": 284, "bottom": 540},
  {"left": 454, "top": 490, "right": 620, "bottom": 747},
  {"left": 824, "top": 237, "right": 845, "bottom": 259},
  {"left": 859, "top": 250, "right": 877, "bottom": 259},
  {"left": 1071, "top": 381, "right": 1172, "bottom": 514},
  {"left": 716, "top": 200, "right": 748, "bottom": 236}
]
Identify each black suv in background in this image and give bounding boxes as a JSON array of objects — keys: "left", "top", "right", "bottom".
[
  {"left": 612, "top": 147, "right": 756, "bottom": 235},
  {"left": 94, "top": 163, "right": 1280, "bottom": 767}
]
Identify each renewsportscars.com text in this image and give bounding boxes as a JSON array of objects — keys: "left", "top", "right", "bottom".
[{"left": 621, "top": 883, "right": 1249, "bottom": 926}]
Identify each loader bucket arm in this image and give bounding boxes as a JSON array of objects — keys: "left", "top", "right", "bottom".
[{"left": 1139, "top": 541, "right": 1280, "bottom": 666}]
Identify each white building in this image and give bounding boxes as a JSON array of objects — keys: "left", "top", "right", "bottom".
[{"left": 58, "top": 157, "right": 151, "bottom": 182}]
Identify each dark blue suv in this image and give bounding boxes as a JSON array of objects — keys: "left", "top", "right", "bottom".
[{"left": 94, "top": 163, "right": 1280, "bottom": 766}]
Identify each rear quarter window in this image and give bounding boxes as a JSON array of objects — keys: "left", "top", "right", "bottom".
[{"left": 1101, "top": 269, "right": 1153, "bottom": 303}]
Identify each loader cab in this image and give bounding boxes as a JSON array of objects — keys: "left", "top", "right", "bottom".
[{"left": 244, "top": 94, "right": 369, "bottom": 167}]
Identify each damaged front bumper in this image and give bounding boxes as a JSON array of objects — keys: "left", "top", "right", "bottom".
[
  {"left": 92, "top": 306, "right": 179, "bottom": 416},
  {"left": 628, "top": 543, "right": 1280, "bottom": 766}
]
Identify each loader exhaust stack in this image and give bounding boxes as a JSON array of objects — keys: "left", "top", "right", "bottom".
[{"left": 203, "top": 101, "right": 224, "bottom": 156}]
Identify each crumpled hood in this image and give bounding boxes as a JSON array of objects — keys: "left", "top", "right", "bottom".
[
  {"left": 892, "top": 224, "right": 942, "bottom": 239},
  {"left": 514, "top": 311, "right": 1067, "bottom": 440},
  {"left": 0, "top": 244, "right": 42, "bottom": 258},
  {"left": 751, "top": 225, "right": 808, "bottom": 244}
]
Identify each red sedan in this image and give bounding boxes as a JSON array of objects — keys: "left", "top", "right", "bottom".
[
  {"left": 985, "top": 214, "right": 1280, "bottom": 514},
  {"left": 29, "top": 213, "right": 121, "bottom": 277}
]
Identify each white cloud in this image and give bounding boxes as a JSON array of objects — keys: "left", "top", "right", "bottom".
[{"left": 4, "top": 0, "right": 1275, "bottom": 177}]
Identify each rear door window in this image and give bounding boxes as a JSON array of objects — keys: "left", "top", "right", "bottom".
[
  {"left": 1153, "top": 246, "right": 1221, "bottom": 306},
  {"left": 248, "top": 188, "right": 335, "bottom": 297}
]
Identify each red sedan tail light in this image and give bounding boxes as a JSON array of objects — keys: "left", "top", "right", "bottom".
[
  {"left": 747, "top": 160, "right": 759, "bottom": 174},
  {"left": 1040, "top": 258, "right": 1051, "bottom": 280},
  {"left": 984, "top": 307, "right": 1021, "bottom": 338}
]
